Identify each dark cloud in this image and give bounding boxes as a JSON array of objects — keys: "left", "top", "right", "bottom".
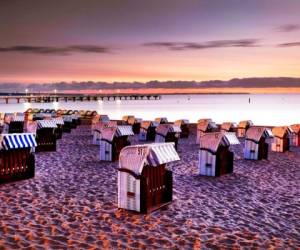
[
  {"left": 278, "top": 42, "right": 300, "bottom": 47},
  {"left": 0, "top": 45, "right": 111, "bottom": 55},
  {"left": 142, "top": 39, "right": 260, "bottom": 51},
  {"left": 276, "top": 24, "right": 300, "bottom": 32}
]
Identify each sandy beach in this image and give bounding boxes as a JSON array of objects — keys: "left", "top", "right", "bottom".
[{"left": 0, "top": 124, "right": 299, "bottom": 249}]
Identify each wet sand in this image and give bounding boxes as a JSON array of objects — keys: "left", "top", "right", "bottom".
[{"left": 0, "top": 125, "right": 299, "bottom": 249}]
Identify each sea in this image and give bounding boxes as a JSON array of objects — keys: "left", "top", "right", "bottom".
[{"left": 0, "top": 94, "right": 299, "bottom": 126}]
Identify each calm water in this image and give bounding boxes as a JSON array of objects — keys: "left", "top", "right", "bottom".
[{"left": 0, "top": 94, "right": 299, "bottom": 126}]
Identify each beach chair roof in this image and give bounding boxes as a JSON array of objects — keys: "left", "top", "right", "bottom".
[
  {"left": 221, "top": 122, "right": 237, "bottom": 131},
  {"left": 141, "top": 121, "right": 156, "bottom": 130},
  {"left": 0, "top": 133, "right": 37, "bottom": 150},
  {"left": 155, "top": 117, "right": 168, "bottom": 123},
  {"left": 99, "top": 115, "right": 110, "bottom": 122},
  {"left": 93, "top": 121, "right": 117, "bottom": 133},
  {"left": 238, "top": 120, "right": 253, "bottom": 128},
  {"left": 197, "top": 119, "right": 217, "bottom": 131},
  {"left": 156, "top": 124, "right": 181, "bottom": 136},
  {"left": 246, "top": 127, "right": 271, "bottom": 142},
  {"left": 290, "top": 124, "right": 300, "bottom": 134},
  {"left": 62, "top": 115, "right": 73, "bottom": 122},
  {"left": 11, "top": 116, "right": 24, "bottom": 122},
  {"left": 101, "top": 126, "right": 134, "bottom": 142},
  {"left": 272, "top": 126, "right": 292, "bottom": 138},
  {"left": 122, "top": 115, "right": 134, "bottom": 122},
  {"left": 174, "top": 119, "right": 189, "bottom": 126},
  {"left": 200, "top": 132, "right": 233, "bottom": 153},
  {"left": 127, "top": 116, "right": 142, "bottom": 125},
  {"left": 119, "top": 143, "right": 180, "bottom": 175},
  {"left": 197, "top": 118, "right": 212, "bottom": 123},
  {"left": 116, "top": 126, "right": 135, "bottom": 137},
  {"left": 37, "top": 120, "right": 57, "bottom": 129},
  {"left": 51, "top": 117, "right": 64, "bottom": 125},
  {"left": 34, "top": 113, "right": 52, "bottom": 119}
]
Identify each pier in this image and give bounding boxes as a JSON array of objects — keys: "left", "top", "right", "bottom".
[{"left": 0, "top": 93, "right": 161, "bottom": 104}]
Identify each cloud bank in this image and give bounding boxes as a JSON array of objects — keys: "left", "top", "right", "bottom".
[
  {"left": 278, "top": 42, "right": 300, "bottom": 47},
  {"left": 276, "top": 24, "right": 300, "bottom": 32},
  {"left": 142, "top": 39, "right": 260, "bottom": 51},
  {"left": 0, "top": 45, "right": 111, "bottom": 55}
]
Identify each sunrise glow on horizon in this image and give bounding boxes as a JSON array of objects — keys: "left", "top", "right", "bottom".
[{"left": 0, "top": 0, "right": 300, "bottom": 84}]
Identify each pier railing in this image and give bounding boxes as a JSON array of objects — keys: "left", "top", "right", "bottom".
[{"left": 0, "top": 94, "right": 161, "bottom": 104}]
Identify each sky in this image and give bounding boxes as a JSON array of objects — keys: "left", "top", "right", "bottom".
[{"left": 0, "top": 0, "right": 300, "bottom": 84}]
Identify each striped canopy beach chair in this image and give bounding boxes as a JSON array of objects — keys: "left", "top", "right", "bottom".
[
  {"left": 196, "top": 119, "right": 217, "bottom": 144},
  {"left": 92, "top": 121, "right": 117, "bottom": 145},
  {"left": 139, "top": 121, "right": 159, "bottom": 141},
  {"left": 271, "top": 126, "right": 292, "bottom": 152},
  {"left": 0, "top": 133, "right": 36, "bottom": 184},
  {"left": 118, "top": 142, "right": 180, "bottom": 213},
  {"left": 99, "top": 126, "right": 134, "bottom": 161},
  {"left": 220, "top": 122, "right": 237, "bottom": 133},
  {"left": 237, "top": 120, "right": 253, "bottom": 138},
  {"left": 51, "top": 117, "right": 64, "bottom": 139},
  {"left": 5, "top": 114, "right": 25, "bottom": 134},
  {"left": 155, "top": 124, "right": 181, "bottom": 150},
  {"left": 174, "top": 119, "right": 189, "bottom": 138},
  {"left": 199, "top": 132, "right": 239, "bottom": 176},
  {"left": 155, "top": 117, "right": 168, "bottom": 124},
  {"left": 36, "top": 120, "right": 57, "bottom": 152},
  {"left": 289, "top": 124, "right": 300, "bottom": 147},
  {"left": 244, "top": 127, "right": 272, "bottom": 160}
]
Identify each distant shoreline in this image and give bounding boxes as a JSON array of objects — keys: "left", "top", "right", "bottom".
[{"left": 1, "top": 87, "right": 300, "bottom": 95}]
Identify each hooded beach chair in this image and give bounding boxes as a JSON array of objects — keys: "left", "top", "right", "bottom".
[
  {"left": 155, "top": 124, "right": 181, "bottom": 150},
  {"left": 271, "top": 126, "right": 292, "bottom": 152},
  {"left": 62, "top": 115, "right": 73, "bottom": 133},
  {"left": 99, "top": 126, "right": 134, "bottom": 161},
  {"left": 155, "top": 117, "right": 168, "bottom": 124},
  {"left": 199, "top": 132, "right": 239, "bottom": 176},
  {"left": 7, "top": 115, "right": 25, "bottom": 133},
  {"left": 174, "top": 119, "right": 189, "bottom": 138},
  {"left": 237, "top": 120, "right": 253, "bottom": 138},
  {"left": 289, "top": 124, "right": 300, "bottom": 147},
  {"left": 0, "top": 133, "right": 36, "bottom": 184},
  {"left": 196, "top": 119, "right": 217, "bottom": 144},
  {"left": 244, "top": 127, "right": 272, "bottom": 160},
  {"left": 128, "top": 117, "right": 142, "bottom": 134},
  {"left": 139, "top": 121, "right": 159, "bottom": 141},
  {"left": 51, "top": 117, "right": 64, "bottom": 139},
  {"left": 220, "top": 122, "right": 237, "bottom": 133},
  {"left": 36, "top": 120, "right": 57, "bottom": 152},
  {"left": 92, "top": 121, "right": 117, "bottom": 145},
  {"left": 118, "top": 142, "right": 180, "bottom": 213}
]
